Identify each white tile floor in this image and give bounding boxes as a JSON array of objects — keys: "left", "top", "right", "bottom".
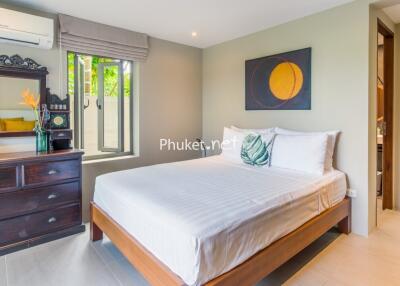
[
  {"left": 0, "top": 256, "right": 6, "bottom": 286},
  {"left": 286, "top": 209, "right": 400, "bottom": 286},
  {"left": 1, "top": 209, "right": 400, "bottom": 286}
]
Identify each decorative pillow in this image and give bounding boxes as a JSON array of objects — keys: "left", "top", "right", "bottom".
[
  {"left": 274, "top": 127, "right": 339, "bottom": 171},
  {"left": 241, "top": 133, "right": 275, "bottom": 166},
  {"left": 221, "top": 127, "right": 248, "bottom": 163},
  {"left": 4, "top": 120, "right": 35, "bottom": 132},
  {"left": 271, "top": 134, "right": 328, "bottom": 175},
  {"left": 0, "top": 117, "right": 24, "bottom": 131},
  {"left": 231, "top": 125, "right": 275, "bottom": 135}
]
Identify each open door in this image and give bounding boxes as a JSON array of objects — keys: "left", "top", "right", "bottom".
[
  {"left": 378, "top": 20, "right": 394, "bottom": 210},
  {"left": 97, "top": 62, "right": 124, "bottom": 153},
  {"left": 69, "top": 52, "right": 133, "bottom": 159}
]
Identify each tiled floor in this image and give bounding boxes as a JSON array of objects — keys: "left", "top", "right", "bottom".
[
  {"left": 1, "top": 209, "right": 400, "bottom": 286},
  {"left": 0, "top": 256, "right": 6, "bottom": 286}
]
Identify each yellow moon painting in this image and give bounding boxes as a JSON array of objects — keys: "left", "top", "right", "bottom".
[{"left": 269, "top": 62, "right": 304, "bottom": 100}]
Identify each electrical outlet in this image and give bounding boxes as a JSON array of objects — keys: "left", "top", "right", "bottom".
[{"left": 346, "top": 189, "right": 357, "bottom": 198}]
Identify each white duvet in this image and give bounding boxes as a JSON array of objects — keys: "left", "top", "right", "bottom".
[{"left": 94, "top": 155, "right": 346, "bottom": 285}]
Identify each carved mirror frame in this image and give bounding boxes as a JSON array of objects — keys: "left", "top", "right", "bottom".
[{"left": 0, "top": 55, "right": 48, "bottom": 137}]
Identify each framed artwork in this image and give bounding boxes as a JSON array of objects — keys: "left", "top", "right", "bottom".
[
  {"left": 49, "top": 113, "right": 69, "bottom": 129},
  {"left": 245, "top": 48, "right": 311, "bottom": 110}
]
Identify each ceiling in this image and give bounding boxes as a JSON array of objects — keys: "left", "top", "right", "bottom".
[
  {"left": 3, "top": 0, "right": 353, "bottom": 48},
  {"left": 383, "top": 4, "right": 400, "bottom": 24}
]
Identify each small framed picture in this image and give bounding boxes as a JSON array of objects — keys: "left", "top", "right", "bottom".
[{"left": 49, "top": 113, "right": 69, "bottom": 129}]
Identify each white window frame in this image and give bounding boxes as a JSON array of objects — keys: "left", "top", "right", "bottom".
[{"left": 68, "top": 52, "right": 134, "bottom": 161}]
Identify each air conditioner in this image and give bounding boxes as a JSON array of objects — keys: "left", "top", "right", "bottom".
[{"left": 0, "top": 8, "right": 54, "bottom": 49}]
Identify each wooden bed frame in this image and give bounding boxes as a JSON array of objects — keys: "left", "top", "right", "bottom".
[{"left": 90, "top": 197, "right": 351, "bottom": 286}]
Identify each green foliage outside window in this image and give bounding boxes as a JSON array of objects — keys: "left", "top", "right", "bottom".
[
  {"left": 68, "top": 52, "right": 131, "bottom": 97},
  {"left": 67, "top": 52, "right": 74, "bottom": 97}
]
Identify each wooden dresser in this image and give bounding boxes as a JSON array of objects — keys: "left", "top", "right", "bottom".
[{"left": 0, "top": 149, "right": 85, "bottom": 255}]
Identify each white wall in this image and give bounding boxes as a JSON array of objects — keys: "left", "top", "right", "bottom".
[{"left": 202, "top": 0, "right": 371, "bottom": 235}]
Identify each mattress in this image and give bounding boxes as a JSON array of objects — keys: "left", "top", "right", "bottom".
[{"left": 94, "top": 155, "right": 347, "bottom": 286}]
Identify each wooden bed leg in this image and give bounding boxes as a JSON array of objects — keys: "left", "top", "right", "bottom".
[
  {"left": 338, "top": 197, "right": 351, "bottom": 235},
  {"left": 91, "top": 220, "right": 103, "bottom": 241},
  {"left": 90, "top": 203, "right": 103, "bottom": 241},
  {"left": 338, "top": 215, "right": 351, "bottom": 234}
]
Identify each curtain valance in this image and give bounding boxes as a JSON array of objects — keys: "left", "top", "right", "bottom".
[{"left": 59, "top": 14, "right": 149, "bottom": 61}]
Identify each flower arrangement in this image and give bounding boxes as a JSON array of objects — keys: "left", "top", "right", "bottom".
[
  {"left": 21, "top": 89, "right": 50, "bottom": 132},
  {"left": 21, "top": 89, "right": 50, "bottom": 152}
]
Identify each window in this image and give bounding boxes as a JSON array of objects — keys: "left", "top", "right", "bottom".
[{"left": 68, "top": 52, "right": 133, "bottom": 160}]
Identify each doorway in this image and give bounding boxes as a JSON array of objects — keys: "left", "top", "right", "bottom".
[{"left": 376, "top": 19, "right": 394, "bottom": 216}]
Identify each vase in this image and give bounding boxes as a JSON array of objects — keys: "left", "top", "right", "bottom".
[{"left": 35, "top": 129, "right": 48, "bottom": 152}]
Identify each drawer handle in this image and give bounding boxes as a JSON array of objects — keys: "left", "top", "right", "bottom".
[
  {"left": 48, "top": 217, "right": 57, "bottom": 223},
  {"left": 48, "top": 193, "right": 57, "bottom": 200},
  {"left": 48, "top": 170, "right": 58, "bottom": 175},
  {"left": 58, "top": 133, "right": 65, "bottom": 137}
]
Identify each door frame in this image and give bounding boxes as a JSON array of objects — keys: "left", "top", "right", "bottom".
[{"left": 378, "top": 19, "right": 394, "bottom": 210}]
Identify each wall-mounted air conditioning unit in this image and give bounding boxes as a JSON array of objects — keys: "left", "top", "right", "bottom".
[{"left": 0, "top": 7, "right": 54, "bottom": 50}]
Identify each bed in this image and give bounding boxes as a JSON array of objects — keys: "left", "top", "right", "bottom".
[{"left": 91, "top": 155, "right": 351, "bottom": 286}]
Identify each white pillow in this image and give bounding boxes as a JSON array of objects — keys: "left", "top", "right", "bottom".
[
  {"left": 221, "top": 127, "right": 247, "bottom": 163},
  {"left": 274, "top": 127, "right": 339, "bottom": 171},
  {"left": 231, "top": 125, "right": 275, "bottom": 134},
  {"left": 271, "top": 134, "right": 329, "bottom": 175}
]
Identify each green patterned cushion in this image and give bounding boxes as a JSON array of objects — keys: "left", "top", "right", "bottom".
[{"left": 241, "top": 133, "right": 275, "bottom": 166}]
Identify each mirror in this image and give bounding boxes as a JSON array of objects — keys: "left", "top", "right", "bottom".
[
  {"left": 0, "top": 77, "right": 40, "bottom": 130},
  {"left": 0, "top": 55, "right": 48, "bottom": 137}
]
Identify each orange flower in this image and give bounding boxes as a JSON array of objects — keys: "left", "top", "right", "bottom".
[{"left": 21, "top": 89, "right": 40, "bottom": 109}]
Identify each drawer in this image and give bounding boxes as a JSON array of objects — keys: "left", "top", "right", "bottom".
[
  {"left": 49, "top": 130, "right": 72, "bottom": 140},
  {"left": 0, "top": 204, "right": 80, "bottom": 246},
  {"left": 23, "top": 159, "right": 80, "bottom": 186},
  {"left": 0, "top": 181, "right": 80, "bottom": 220},
  {"left": 0, "top": 166, "right": 17, "bottom": 192}
]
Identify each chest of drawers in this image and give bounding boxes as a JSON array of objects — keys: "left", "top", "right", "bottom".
[{"left": 0, "top": 149, "right": 85, "bottom": 255}]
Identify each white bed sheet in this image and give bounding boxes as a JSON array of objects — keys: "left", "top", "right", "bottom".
[{"left": 94, "top": 155, "right": 347, "bottom": 286}]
